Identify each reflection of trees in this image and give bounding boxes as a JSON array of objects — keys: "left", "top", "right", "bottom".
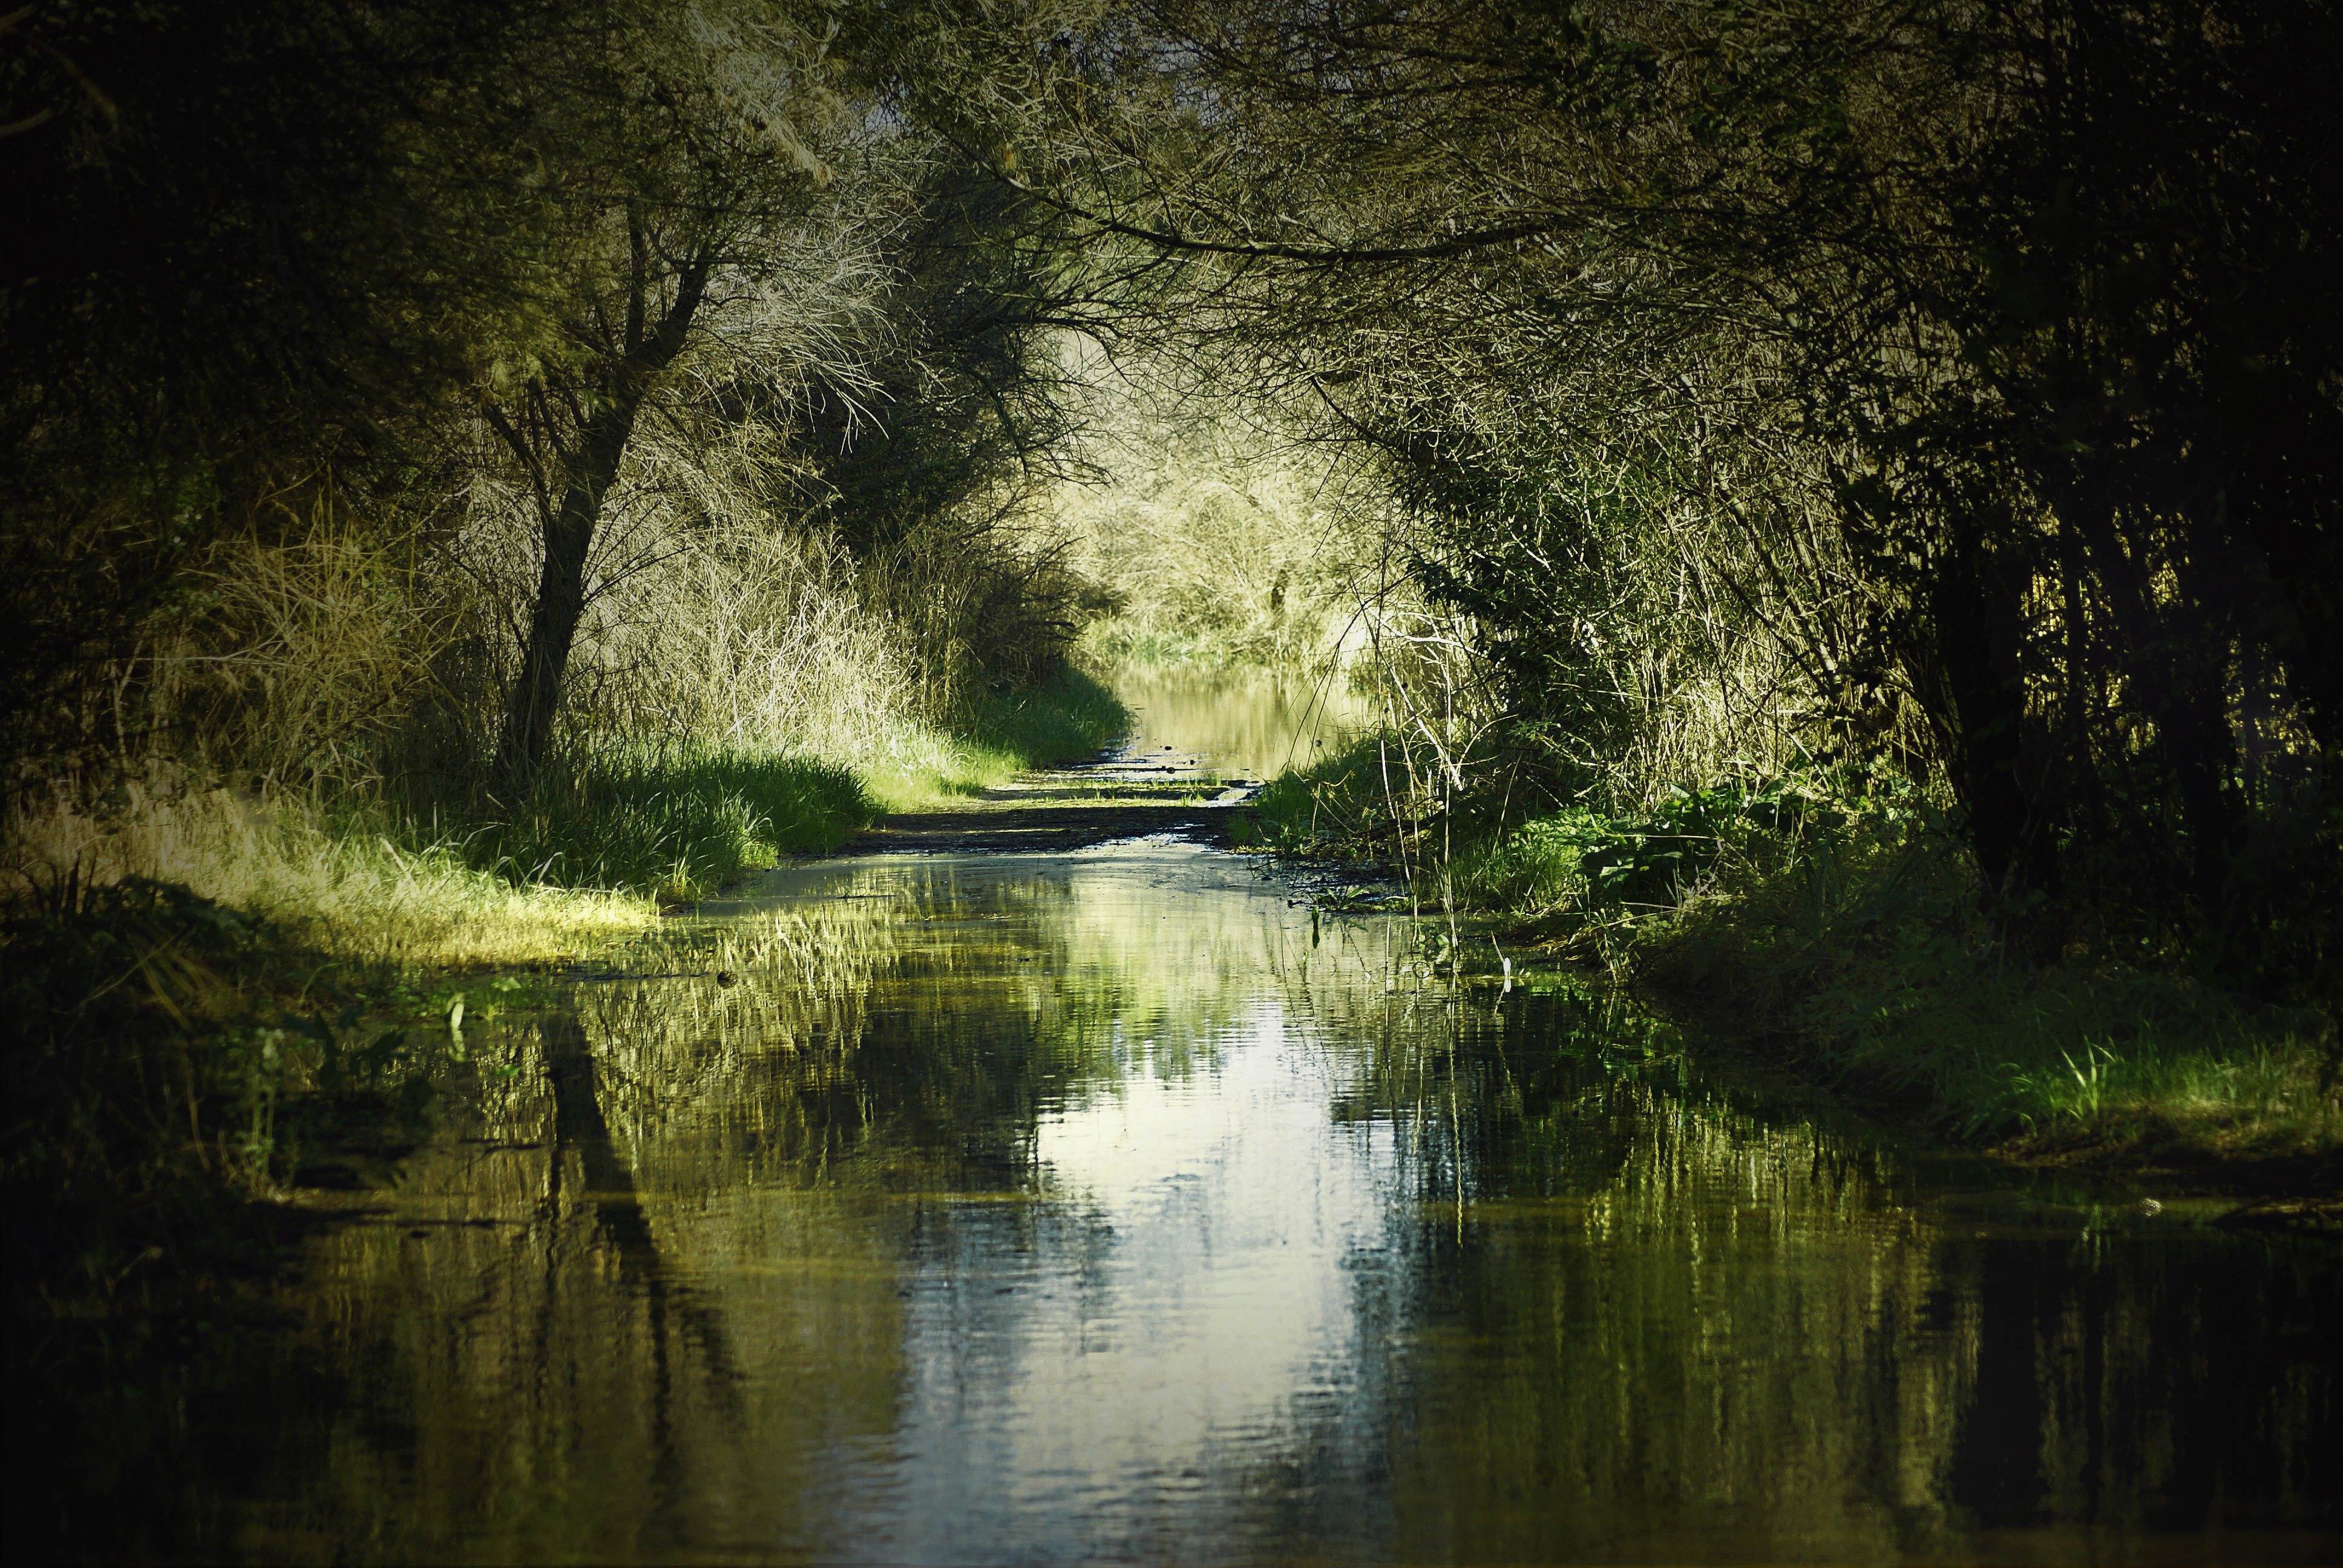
[
  {"left": 250, "top": 936, "right": 917, "bottom": 1558},
  {"left": 1380, "top": 1060, "right": 1985, "bottom": 1560},
  {"left": 237, "top": 857, "right": 2333, "bottom": 1556},
  {"left": 591, "top": 857, "right": 1354, "bottom": 1194},
  {"left": 1340, "top": 993, "right": 2338, "bottom": 1558}
]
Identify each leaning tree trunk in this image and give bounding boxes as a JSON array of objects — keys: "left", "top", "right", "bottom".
[
  {"left": 494, "top": 258, "right": 710, "bottom": 782},
  {"left": 497, "top": 402, "right": 643, "bottom": 782}
]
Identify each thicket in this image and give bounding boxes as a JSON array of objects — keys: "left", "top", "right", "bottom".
[
  {"left": 1, "top": 0, "right": 1135, "bottom": 1299},
  {"left": 1043, "top": 358, "right": 1393, "bottom": 673},
  {"left": 870, "top": 0, "right": 2341, "bottom": 1170},
  {"left": 3, "top": 0, "right": 1122, "bottom": 898}
]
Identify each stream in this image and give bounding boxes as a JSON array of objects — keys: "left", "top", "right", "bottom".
[{"left": 65, "top": 671, "right": 2343, "bottom": 1563}]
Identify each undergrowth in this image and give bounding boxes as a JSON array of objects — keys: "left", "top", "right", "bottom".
[
  {"left": 854, "top": 662, "right": 1130, "bottom": 808},
  {"left": 1241, "top": 733, "right": 2343, "bottom": 1184},
  {"left": 442, "top": 746, "right": 874, "bottom": 904}
]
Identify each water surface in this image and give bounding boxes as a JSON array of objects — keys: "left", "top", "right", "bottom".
[
  {"left": 195, "top": 840, "right": 2338, "bottom": 1564},
  {"left": 1104, "top": 664, "right": 1372, "bottom": 779}
]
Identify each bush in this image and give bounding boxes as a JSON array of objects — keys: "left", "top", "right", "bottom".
[{"left": 457, "top": 747, "right": 875, "bottom": 903}]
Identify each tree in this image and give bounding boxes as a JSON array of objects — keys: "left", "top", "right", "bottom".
[
  {"left": 878, "top": 0, "right": 2342, "bottom": 968},
  {"left": 0, "top": 0, "right": 561, "bottom": 799},
  {"left": 473, "top": 2, "right": 892, "bottom": 778}
]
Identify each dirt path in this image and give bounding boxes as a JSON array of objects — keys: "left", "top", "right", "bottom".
[{"left": 843, "top": 742, "right": 1263, "bottom": 854}]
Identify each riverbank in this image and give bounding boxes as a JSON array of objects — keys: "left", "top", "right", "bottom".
[
  {"left": 1, "top": 667, "right": 1133, "bottom": 1312},
  {"left": 8, "top": 667, "right": 1130, "bottom": 962},
  {"left": 1231, "top": 734, "right": 2343, "bottom": 1205}
]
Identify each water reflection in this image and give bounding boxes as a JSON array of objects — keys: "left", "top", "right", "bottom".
[
  {"left": 214, "top": 844, "right": 2341, "bottom": 1563},
  {"left": 1106, "top": 664, "right": 1372, "bottom": 778}
]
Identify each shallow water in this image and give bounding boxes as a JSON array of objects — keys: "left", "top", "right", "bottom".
[
  {"left": 143, "top": 836, "right": 2338, "bottom": 1565},
  {"left": 1104, "top": 664, "right": 1373, "bottom": 779},
  {"left": 30, "top": 668, "right": 2336, "bottom": 1564}
]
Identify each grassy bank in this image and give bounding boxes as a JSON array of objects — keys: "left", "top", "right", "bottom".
[
  {"left": 11, "top": 664, "right": 1129, "bottom": 956},
  {"left": 1239, "top": 734, "right": 2343, "bottom": 1195},
  {"left": 855, "top": 663, "right": 1131, "bottom": 809},
  {"left": 1, "top": 664, "right": 1130, "bottom": 1310}
]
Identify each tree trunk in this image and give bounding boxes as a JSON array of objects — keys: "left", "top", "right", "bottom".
[
  {"left": 497, "top": 400, "right": 642, "bottom": 781},
  {"left": 1913, "top": 511, "right": 2056, "bottom": 912},
  {"left": 495, "top": 256, "right": 710, "bottom": 781}
]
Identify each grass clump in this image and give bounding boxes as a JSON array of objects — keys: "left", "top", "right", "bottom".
[
  {"left": 456, "top": 746, "right": 874, "bottom": 904},
  {"left": 1231, "top": 734, "right": 1418, "bottom": 857},
  {"left": 13, "top": 785, "right": 655, "bottom": 971}
]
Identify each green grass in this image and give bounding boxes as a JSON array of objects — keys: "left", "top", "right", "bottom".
[
  {"left": 962, "top": 664, "right": 1130, "bottom": 765},
  {"left": 11, "top": 783, "right": 657, "bottom": 971},
  {"left": 853, "top": 663, "right": 1131, "bottom": 809},
  {"left": 439, "top": 668, "right": 1126, "bottom": 895},
  {"left": 453, "top": 746, "right": 874, "bottom": 904},
  {"left": 1230, "top": 733, "right": 1415, "bottom": 855},
  {"left": 1237, "top": 740, "right": 2342, "bottom": 1184}
]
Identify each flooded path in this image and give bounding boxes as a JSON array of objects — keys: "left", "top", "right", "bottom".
[
  {"left": 850, "top": 664, "right": 1371, "bottom": 854},
  {"left": 85, "top": 678, "right": 2343, "bottom": 1563}
]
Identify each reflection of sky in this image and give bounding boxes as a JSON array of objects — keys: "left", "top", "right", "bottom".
[
  {"left": 244, "top": 841, "right": 2341, "bottom": 1564},
  {"left": 863, "top": 997, "right": 1401, "bottom": 1564}
]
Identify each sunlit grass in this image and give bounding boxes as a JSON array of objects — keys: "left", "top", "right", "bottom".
[
  {"left": 7, "top": 665, "right": 1129, "bottom": 971},
  {"left": 846, "top": 664, "right": 1129, "bottom": 810},
  {"left": 456, "top": 746, "right": 874, "bottom": 904},
  {"left": 10, "top": 785, "right": 654, "bottom": 970}
]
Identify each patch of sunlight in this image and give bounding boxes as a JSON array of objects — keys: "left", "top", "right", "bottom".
[{"left": 11, "top": 786, "right": 653, "bottom": 970}]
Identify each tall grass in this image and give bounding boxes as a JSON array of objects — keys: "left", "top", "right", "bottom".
[
  {"left": 8, "top": 784, "right": 653, "bottom": 970},
  {"left": 454, "top": 747, "right": 873, "bottom": 903}
]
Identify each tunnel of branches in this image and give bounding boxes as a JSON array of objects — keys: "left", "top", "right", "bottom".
[{"left": 4, "top": 0, "right": 2337, "bottom": 997}]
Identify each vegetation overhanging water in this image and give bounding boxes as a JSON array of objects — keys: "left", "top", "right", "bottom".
[
  {"left": 7, "top": 4, "right": 2342, "bottom": 1558},
  {"left": 7, "top": 685, "right": 2337, "bottom": 1565}
]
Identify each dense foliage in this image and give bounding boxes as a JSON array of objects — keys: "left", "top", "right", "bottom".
[
  {"left": 2, "top": 0, "right": 1106, "bottom": 820},
  {"left": 870, "top": 0, "right": 2340, "bottom": 999}
]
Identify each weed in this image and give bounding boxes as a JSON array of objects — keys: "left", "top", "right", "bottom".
[
  {"left": 1243, "top": 735, "right": 2340, "bottom": 1181},
  {"left": 452, "top": 746, "right": 874, "bottom": 903}
]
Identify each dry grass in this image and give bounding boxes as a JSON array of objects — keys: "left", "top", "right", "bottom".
[{"left": 7, "top": 785, "right": 654, "bottom": 972}]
